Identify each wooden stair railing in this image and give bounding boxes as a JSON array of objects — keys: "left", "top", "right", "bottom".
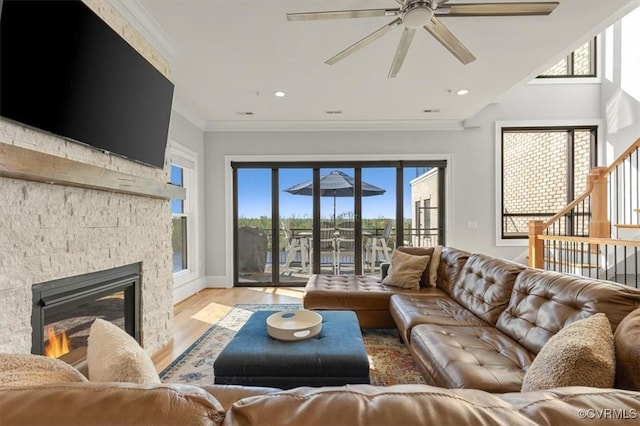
[{"left": 528, "top": 136, "right": 640, "bottom": 270}]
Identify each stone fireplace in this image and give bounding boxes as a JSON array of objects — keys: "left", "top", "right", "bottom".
[{"left": 0, "top": 0, "right": 175, "bottom": 356}]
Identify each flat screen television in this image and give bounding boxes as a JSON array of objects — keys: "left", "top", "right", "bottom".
[{"left": 0, "top": 0, "right": 174, "bottom": 169}]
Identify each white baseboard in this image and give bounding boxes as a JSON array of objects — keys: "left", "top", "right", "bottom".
[
  {"left": 206, "top": 275, "right": 232, "bottom": 288},
  {"left": 173, "top": 276, "right": 206, "bottom": 304}
]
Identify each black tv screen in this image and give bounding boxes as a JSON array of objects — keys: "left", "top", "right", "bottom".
[{"left": 0, "top": 0, "right": 174, "bottom": 169}]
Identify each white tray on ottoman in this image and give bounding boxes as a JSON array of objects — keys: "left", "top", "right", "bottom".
[{"left": 267, "top": 310, "right": 322, "bottom": 341}]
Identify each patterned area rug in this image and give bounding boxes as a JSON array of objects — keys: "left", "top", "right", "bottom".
[{"left": 160, "top": 304, "right": 426, "bottom": 386}]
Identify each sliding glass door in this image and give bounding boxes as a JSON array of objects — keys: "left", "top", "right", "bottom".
[{"left": 233, "top": 161, "right": 446, "bottom": 286}]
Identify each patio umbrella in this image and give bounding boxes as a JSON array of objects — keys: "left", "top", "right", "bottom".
[{"left": 284, "top": 170, "right": 386, "bottom": 225}]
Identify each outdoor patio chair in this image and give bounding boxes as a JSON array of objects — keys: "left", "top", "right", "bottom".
[
  {"left": 282, "top": 221, "right": 309, "bottom": 273},
  {"left": 368, "top": 221, "right": 393, "bottom": 267}
]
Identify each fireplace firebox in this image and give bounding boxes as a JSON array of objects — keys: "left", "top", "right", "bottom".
[{"left": 31, "top": 263, "right": 140, "bottom": 364}]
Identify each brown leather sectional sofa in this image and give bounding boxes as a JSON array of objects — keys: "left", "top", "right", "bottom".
[
  {"left": 3, "top": 247, "right": 640, "bottom": 425},
  {"left": 2, "top": 381, "right": 640, "bottom": 425},
  {"left": 304, "top": 246, "right": 640, "bottom": 393}
]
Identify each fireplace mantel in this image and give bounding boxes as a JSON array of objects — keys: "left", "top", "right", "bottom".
[{"left": 0, "top": 142, "right": 185, "bottom": 200}]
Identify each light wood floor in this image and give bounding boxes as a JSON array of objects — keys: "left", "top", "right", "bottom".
[{"left": 151, "top": 287, "right": 305, "bottom": 372}]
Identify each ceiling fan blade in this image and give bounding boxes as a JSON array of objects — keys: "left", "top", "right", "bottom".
[
  {"left": 436, "top": 2, "right": 559, "bottom": 17},
  {"left": 326, "top": 18, "right": 403, "bottom": 65},
  {"left": 424, "top": 16, "right": 476, "bottom": 65},
  {"left": 287, "top": 9, "right": 399, "bottom": 21},
  {"left": 388, "top": 28, "right": 416, "bottom": 78}
]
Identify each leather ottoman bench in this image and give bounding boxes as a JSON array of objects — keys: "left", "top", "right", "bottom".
[
  {"left": 303, "top": 274, "right": 421, "bottom": 328},
  {"left": 213, "top": 310, "right": 370, "bottom": 389}
]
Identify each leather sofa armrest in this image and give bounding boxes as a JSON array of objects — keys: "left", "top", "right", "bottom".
[{"left": 0, "top": 382, "right": 226, "bottom": 426}]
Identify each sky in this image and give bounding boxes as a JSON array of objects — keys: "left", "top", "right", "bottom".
[{"left": 237, "top": 167, "right": 430, "bottom": 220}]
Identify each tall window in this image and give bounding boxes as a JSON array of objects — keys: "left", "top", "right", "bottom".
[
  {"left": 538, "top": 37, "right": 597, "bottom": 78},
  {"left": 171, "top": 165, "right": 188, "bottom": 273},
  {"left": 500, "top": 127, "right": 596, "bottom": 240},
  {"left": 169, "top": 143, "right": 198, "bottom": 286}
]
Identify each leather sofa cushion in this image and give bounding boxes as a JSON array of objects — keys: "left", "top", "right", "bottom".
[
  {"left": 390, "top": 293, "right": 488, "bottom": 343},
  {"left": 450, "top": 254, "right": 524, "bottom": 325},
  {"left": 436, "top": 247, "right": 471, "bottom": 294},
  {"left": 409, "top": 324, "right": 533, "bottom": 393},
  {"left": 496, "top": 269, "right": 640, "bottom": 355},
  {"left": 222, "top": 384, "right": 535, "bottom": 426}
]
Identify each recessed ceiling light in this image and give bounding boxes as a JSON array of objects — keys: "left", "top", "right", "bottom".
[
  {"left": 456, "top": 89, "right": 469, "bottom": 96},
  {"left": 274, "top": 91, "right": 286, "bottom": 98}
]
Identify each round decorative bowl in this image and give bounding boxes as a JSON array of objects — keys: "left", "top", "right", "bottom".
[{"left": 266, "top": 310, "right": 322, "bottom": 341}]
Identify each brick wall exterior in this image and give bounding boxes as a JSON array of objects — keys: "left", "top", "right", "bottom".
[
  {"left": 502, "top": 130, "right": 591, "bottom": 235},
  {"left": 410, "top": 169, "right": 439, "bottom": 247},
  {"left": 0, "top": 0, "right": 174, "bottom": 354}
]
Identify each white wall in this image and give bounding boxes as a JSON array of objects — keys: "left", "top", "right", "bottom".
[
  {"left": 601, "top": 8, "right": 640, "bottom": 160},
  {"left": 203, "top": 83, "right": 599, "bottom": 283}
]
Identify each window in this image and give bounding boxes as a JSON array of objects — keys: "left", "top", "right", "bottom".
[
  {"left": 537, "top": 38, "right": 597, "bottom": 78},
  {"left": 169, "top": 143, "right": 198, "bottom": 287},
  {"left": 171, "top": 165, "right": 187, "bottom": 273},
  {"left": 232, "top": 161, "right": 447, "bottom": 286},
  {"left": 500, "top": 126, "right": 596, "bottom": 240}
]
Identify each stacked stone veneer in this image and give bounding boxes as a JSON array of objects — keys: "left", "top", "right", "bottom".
[{"left": 0, "top": 0, "right": 174, "bottom": 355}]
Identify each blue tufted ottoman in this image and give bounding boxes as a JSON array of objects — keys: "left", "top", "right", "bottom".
[{"left": 213, "top": 310, "right": 370, "bottom": 389}]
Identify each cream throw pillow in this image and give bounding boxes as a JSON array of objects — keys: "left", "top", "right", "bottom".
[
  {"left": 87, "top": 319, "right": 160, "bottom": 384},
  {"left": 0, "top": 353, "right": 88, "bottom": 386},
  {"left": 382, "top": 250, "right": 430, "bottom": 290},
  {"left": 521, "top": 313, "right": 615, "bottom": 392}
]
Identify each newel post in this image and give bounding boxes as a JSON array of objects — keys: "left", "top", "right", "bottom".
[
  {"left": 528, "top": 220, "right": 545, "bottom": 269},
  {"left": 589, "top": 167, "right": 611, "bottom": 238}
]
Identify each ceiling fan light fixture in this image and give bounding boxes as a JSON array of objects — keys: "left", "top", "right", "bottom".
[{"left": 403, "top": 6, "right": 434, "bottom": 29}]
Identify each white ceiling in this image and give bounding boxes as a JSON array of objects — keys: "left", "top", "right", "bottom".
[{"left": 117, "top": 0, "right": 640, "bottom": 131}]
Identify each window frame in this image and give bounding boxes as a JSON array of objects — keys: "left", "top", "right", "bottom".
[
  {"left": 225, "top": 154, "right": 453, "bottom": 287},
  {"left": 531, "top": 36, "right": 601, "bottom": 85},
  {"left": 168, "top": 142, "right": 199, "bottom": 288},
  {"left": 494, "top": 120, "right": 602, "bottom": 246}
]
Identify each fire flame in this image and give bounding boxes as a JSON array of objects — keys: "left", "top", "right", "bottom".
[{"left": 44, "top": 326, "right": 70, "bottom": 358}]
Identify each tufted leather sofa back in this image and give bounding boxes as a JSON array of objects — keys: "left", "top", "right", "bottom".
[
  {"left": 436, "top": 247, "right": 471, "bottom": 294},
  {"left": 450, "top": 255, "right": 525, "bottom": 325},
  {"left": 496, "top": 269, "right": 640, "bottom": 355}
]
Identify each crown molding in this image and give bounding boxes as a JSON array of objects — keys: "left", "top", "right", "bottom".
[
  {"left": 171, "top": 98, "right": 206, "bottom": 131},
  {"left": 110, "top": 0, "right": 176, "bottom": 62},
  {"left": 203, "top": 119, "right": 465, "bottom": 132}
]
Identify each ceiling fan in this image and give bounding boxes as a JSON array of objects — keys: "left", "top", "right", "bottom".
[{"left": 286, "top": 1, "right": 560, "bottom": 78}]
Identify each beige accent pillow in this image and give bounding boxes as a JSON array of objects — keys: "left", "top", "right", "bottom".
[
  {"left": 0, "top": 353, "right": 88, "bottom": 386},
  {"left": 382, "top": 250, "right": 430, "bottom": 290},
  {"left": 87, "top": 319, "right": 160, "bottom": 384},
  {"left": 397, "top": 246, "right": 442, "bottom": 287},
  {"left": 614, "top": 308, "right": 640, "bottom": 391},
  {"left": 521, "top": 313, "right": 615, "bottom": 392}
]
